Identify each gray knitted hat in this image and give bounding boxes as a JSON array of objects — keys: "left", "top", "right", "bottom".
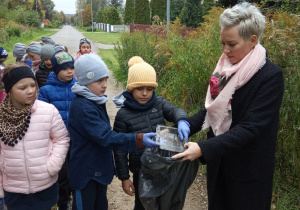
[
  {"left": 41, "top": 44, "right": 55, "bottom": 62},
  {"left": 26, "top": 44, "right": 42, "bottom": 54},
  {"left": 75, "top": 54, "right": 109, "bottom": 86},
  {"left": 41, "top": 37, "right": 55, "bottom": 45},
  {"left": 13, "top": 43, "right": 26, "bottom": 58}
]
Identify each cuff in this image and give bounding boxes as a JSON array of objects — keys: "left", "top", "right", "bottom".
[
  {"left": 178, "top": 120, "right": 190, "bottom": 127},
  {"left": 136, "top": 133, "right": 145, "bottom": 149}
]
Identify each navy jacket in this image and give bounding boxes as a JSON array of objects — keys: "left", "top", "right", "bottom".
[
  {"left": 38, "top": 72, "right": 76, "bottom": 128},
  {"left": 188, "top": 60, "right": 284, "bottom": 210},
  {"left": 68, "top": 96, "right": 139, "bottom": 190}
]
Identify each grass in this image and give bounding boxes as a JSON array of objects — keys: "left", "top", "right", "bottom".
[
  {"left": 2, "top": 27, "right": 58, "bottom": 65},
  {"left": 82, "top": 32, "right": 122, "bottom": 45}
]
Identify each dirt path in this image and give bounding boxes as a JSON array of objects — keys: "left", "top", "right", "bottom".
[{"left": 50, "top": 26, "right": 208, "bottom": 210}]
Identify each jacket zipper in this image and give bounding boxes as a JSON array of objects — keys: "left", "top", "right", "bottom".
[{"left": 22, "top": 139, "right": 31, "bottom": 193}]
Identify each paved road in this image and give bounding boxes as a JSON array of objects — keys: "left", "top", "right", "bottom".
[{"left": 49, "top": 25, "right": 99, "bottom": 57}]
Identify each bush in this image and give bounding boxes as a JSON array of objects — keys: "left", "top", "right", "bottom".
[{"left": 85, "top": 27, "right": 97, "bottom": 32}]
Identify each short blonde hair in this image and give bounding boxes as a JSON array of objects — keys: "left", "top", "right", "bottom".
[{"left": 219, "top": 2, "right": 266, "bottom": 41}]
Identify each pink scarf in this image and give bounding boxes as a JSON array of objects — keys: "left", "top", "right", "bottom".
[
  {"left": 202, "top": 43, "right": 266, "bottom": 136},
  {"left": 32, "top": 59, "right": 42, "bottom": 71}
]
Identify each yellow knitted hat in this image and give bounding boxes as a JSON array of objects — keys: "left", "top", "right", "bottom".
[{"left": 126, "top": 56, "right": 158, "bottom": 91}]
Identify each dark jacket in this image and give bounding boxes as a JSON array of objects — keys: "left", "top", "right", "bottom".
[
  {"left": 68, "top": 95, "right": 139, "bottom": 190},
  {"left": 113, "top": 94, "right": 188, "bottom": 180},
  {"left": 36, "top": 63, "right": 53, "bottom": 88},
  {"left": 38, "top": 72, "right": 76, "bottom": 129},
  {"left": 188, "top": 60, "right": 284, "bottom": 210}
]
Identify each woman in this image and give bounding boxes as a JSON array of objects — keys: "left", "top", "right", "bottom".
[
  {"left": 173, "top": 2, "right": 284, "bottom": 210},
  {"left": 0, "top": 63, "right": 70, "bottom": 210}
]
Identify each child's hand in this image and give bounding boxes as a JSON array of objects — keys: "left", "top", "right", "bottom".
[
  {"left": 178, "top": 120, "right": 190, "bottom": 142},
  {"left": 122, "top": 179, "right": 135, "bottom": 196},
  {"left": 143, "top": 133, "right": 159, "bottom": 148}
]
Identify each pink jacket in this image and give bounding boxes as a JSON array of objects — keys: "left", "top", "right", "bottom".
[{"left": 0, "top": 100, "right": 70, "bottom": 197}]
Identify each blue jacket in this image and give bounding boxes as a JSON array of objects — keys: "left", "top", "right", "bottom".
[
  {"left": 68, "top": 95, "right": 139, "bottom": 190},
  {"left": 38, "top": 72, "right": 76, "bottom": 128}
]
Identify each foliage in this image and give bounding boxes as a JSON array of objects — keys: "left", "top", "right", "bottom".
[
  {"left": 112, "top": 6, "right": 300, "bottom": 208},
  {"left": 170, "top": 0, "right": 184, "bottom": 21},
  {"left": 179, "top": 0, "right": 203, "bottom": 28},
  {"left": 134, "top": 0, "right": 151, "bottom": 24},
  {"left": 98, "top": 6, "right": 121, "bottom": 24},
  {"left": 6, "top": 6, "right": 41, "bottom": 27},
  {"left": 150, "top": 0, "right": 167, "bottom": 21},
  {"left": 124, "top": 0, "right": 134, "bottom": 24}
]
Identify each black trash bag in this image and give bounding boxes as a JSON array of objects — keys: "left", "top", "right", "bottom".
[{"left": 139, "top": 148, "right": 199, "bottom": 210}]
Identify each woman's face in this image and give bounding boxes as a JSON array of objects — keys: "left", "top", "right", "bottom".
[
  {"left": 220, "top": 26, "right": 257, "bottom": 65},
  {"left": 86, "top": 77, "right": 108, "bottom": 97},
  {"left": 10, "top": 78, "right": 37, "bottom": 109},
  {"left": 132, "top": 86, "right": 154, "bottom": 104},
  {"left": 80, "top": 43, "right": 91, "bottom": 54}
]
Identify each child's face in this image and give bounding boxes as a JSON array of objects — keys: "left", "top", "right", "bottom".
[
  {"left": 10, "top": 78, "right": 37, "bottom": 109},
  {"left": 43, "top": 58, "right": 52, "bottom": 69},
  {"left": 27, "top": 51, "right": 41, "bottom": 61},
  {"left": 57, "top": 67, "right": 75, "bottom": 82},
  {"left": 86, "top": 77, "right": 108, "bottom": 97},
  {"left": 0, "top": 57, "right": 7, "bottom": 63},
  {"left": 132, "top": 86, "right": 154, "bottom": 104},
  {"left": 80, "top": 43, "right": 91, "bottom": 54}
]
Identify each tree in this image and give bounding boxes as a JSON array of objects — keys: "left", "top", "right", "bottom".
[
  {"left": 179, "top": 0, "right": 202, "bottom": 28},
  {"left": 150, "top": 0, "right": 166, "bottom": 21},
  {"left": 124, "top": 0, "right": 134, "bottom": 24},
  {"left": 106, "top": 6, "right": 121, "bottom": 24},
  {"left": 135, "top": 0, "right": 150, "bottom": 24},
  {"left": 109, "top": 0, "right": 123, "bottom": 8},
  {"left": 170, "top": 0, "right": 184, "bottom": 21}
]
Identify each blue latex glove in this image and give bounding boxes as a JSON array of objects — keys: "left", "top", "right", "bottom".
[
  {"left": 178, "top": 120, "right": 190, "bottom": 142},
  {"left": 143, "top": 133, "right": 159, "bottom": 148}
]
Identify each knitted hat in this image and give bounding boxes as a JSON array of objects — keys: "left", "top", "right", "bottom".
[
  {"left": 41, "top": 44, "right": 55, "bottom": 62},
  {"left": 79, "top": 38, "right": 91, "bottom": 48},
  {"left": 13, "top": 43, "right": 26, "bottom": 58},
  {"left": 41, "top": 37, "right": 55, "bottom": 45},
  {"left": 54, "top": 45, "right": 66, "bottom": 53},
  {"left": 51, "top": 51, "right": 74, "bottom": 75},
  {"left": 0, "top": 47, "right": 8, "bottom": 59},
  {"left": 26, "top": 44, "right": 42, "bottom": 55},
  {"left": 126, "top": 56, "right": 158, "bottom": 91},
  {"left": 75, "top": 54, "right": 109, "bottom": 86}
]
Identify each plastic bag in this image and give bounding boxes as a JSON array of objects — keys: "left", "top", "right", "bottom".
[{"left": 139, "top": 148, "right": 199, "bottom": 210}]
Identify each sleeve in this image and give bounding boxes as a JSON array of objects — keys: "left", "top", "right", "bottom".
[
  {"left": 188, "top": 108, "right": 207, "bottom": 136},
  {"left": 0, "top": 144, "right": 3, "bottom": 198},
  {"left": 199, "top": 69, "right": 284, "bottom": 163},
  {"left": 113, "top": 112, "right": 130, "bottom": 181},
  {"left": 161, "top": 98, "right": 189, "bottom": 124},
  {"left": 47, "top": 106, "right": 70, "bottom": 176},
  {"left": 69, "top": 103, "right": 138, "bottom": 153},
  {"left": 38, "top": 87, "right": 50, "bottom": 103}
]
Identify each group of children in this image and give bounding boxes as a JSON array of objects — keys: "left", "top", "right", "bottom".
[{"left": 0, "top": 36, "right": 196, "bottom": 210}]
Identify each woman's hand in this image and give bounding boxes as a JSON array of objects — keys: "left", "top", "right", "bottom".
[
  {"left": 122, "top": 179, "right": 135, "bottom": 196},
  {"left": 172, "top": 142, "right": 202, "bottom": 161}
]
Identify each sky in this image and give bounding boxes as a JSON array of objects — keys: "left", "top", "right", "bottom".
[{"left": 52, "top": 0, "right": 77, "bottom": 14}]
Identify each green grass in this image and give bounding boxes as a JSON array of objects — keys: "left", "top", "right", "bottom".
[
  {"left": 82, "top": 32, "right": 122, "bottom": 45},
  {"left": 3, "top": 27, "right": 58, "bottom": 65}
]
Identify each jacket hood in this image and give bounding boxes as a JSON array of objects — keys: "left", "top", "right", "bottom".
[
  {"left": 46, "top": 72, "right": 77, "bottom": 87},
  {"left": 113, "top": 91, "right": 126, "bottom": 108}
]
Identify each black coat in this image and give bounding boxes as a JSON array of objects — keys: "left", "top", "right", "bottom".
[
  {"left": 36, "top": 63, "right": 53, "bottom": 88},
  {"left": 113, "top": 96, "right": 188, "bottom": 180},
  {"left": 188, "top": 60, "right": 284, "bottom": 210}
]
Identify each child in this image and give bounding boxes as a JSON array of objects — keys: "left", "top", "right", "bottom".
[
  {"left": 39, "top": 51, "right": 76, "bottom": 210},
  {"left": 0, "top": 63, "right": 70, "bottom": 210},
  {"left": 68, "top": 54, "right": 158, "bottom": 210},
  {"left": 26, "top": 43, "right": 42, "bottom": 73},
  {"left": 13, "top": 42, "right": 27, "bottom": 62},
  {"left": 74, "top": 38, "right": 94, "bottom": 61},
  {"left": 0, "top": 47, "right": 8, "bottom": 69},
  {"left": 35, "top": 44, "right": 55, "bottom": 88},
  {"left": 112, "top": 56, "right": 199, "bottom": 210}
]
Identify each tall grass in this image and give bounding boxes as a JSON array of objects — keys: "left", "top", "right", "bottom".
[{"left": 112, "top": 6, "right": 300, "bottom": 209}]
